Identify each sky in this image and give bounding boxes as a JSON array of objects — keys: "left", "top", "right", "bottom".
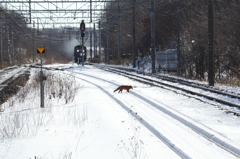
[
  {"left": 0, "top": 63, "right": 240, "bottom": 158},
  {"left": 2, "top": 0, "right": 104, "bottom": 29}
]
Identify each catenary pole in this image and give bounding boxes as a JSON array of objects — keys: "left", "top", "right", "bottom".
[
  {"left": 208, "top": 0, "right": 214, "bottom": 86},
  {"left": 94, "top": 23, "right": 96, "bottom": 57},
  {"left": 99, "top": 21, "right": 101, "bottom": 62},
  {"left": 176, "top": 0, "right": 181, "bottom": 75},
  {"left": 117, "top": 5, "right": 121, "bottom": 65},
  {"left": 90, "top": 25, "right": 92, "bottom": 61},
  {"left": 11, "top": 31, "right": 14, "bottom": 64},
  {"left": 132, "top": 0, "right": 136, "bottom": 68},
  {"left": 107, "top": 20, "right": 110, "bottom": 64},
  {"left": 151, "top": 0, "right": 156, "bottom": 73}
]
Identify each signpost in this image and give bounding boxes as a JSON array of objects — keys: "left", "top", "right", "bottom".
[{"left": 37, "top": 48, "right": 45, "bottom": 108}]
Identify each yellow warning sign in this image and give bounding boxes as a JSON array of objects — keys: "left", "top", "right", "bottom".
[{"left": 37, "top": 48, "right": 45, "bottom": 54}]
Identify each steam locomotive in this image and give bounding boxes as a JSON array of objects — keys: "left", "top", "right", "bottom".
[{"left": 74, "top": 45, "right": 87, "bottom": 64}]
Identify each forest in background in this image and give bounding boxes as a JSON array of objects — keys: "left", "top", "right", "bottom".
[
  {"left": 0, "top": 0, "right": 240, "bottom": 85},
  {"left": 0, "top": 6, "right": 72, "bottom": 68},
  {"left": 101, "top": 0, "right": 240, "bottom": 84}
]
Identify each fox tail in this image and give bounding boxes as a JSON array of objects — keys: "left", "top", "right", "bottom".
[{"left": 114, "top": 87, "right": 120, "bottom": 92}]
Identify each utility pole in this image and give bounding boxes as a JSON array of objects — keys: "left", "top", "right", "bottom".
[
  {"left": 94, "top": 23, "right": 96, "bottom": 57},
  {"left": 29, "top": 0, "right": 31, "bottom": 24},
  {"left": 95, "top": 23, "right": 97, "bottom": 58},
  {"left": 90, "top": 26, "right": 92, "bottom": 61},
  {"left": 151, "top": 0, "right": 156, "bottom": 73},
  {"left": 176, "top": 0, "right": 181, "bottom": 76},
  {"left": 49, "top": 34, "right": 52, "bottom": 63},
  {"left": 11, "top": 31, "right": 14, "bottom": 65},
  {"left": 33, "top": 31, "right": 35, "bottom": 62},
  {"left": 117, "top": 5, "right": 121, "bottom": 65},
  {"left": 208, "top": 0, "right": 214, "bottom": 86},
  {"left": 90, "top": 0, "right": 92, "bottom": 22},
  {"left": 132, "top": 0, "right": 136, "bottom": 68},
  {"left": 107, "top": 20, "right": 110, "bottom": 64},
  {"left": 32, "top": 21, "right": 35, "bottom": 63},
  {"left": 99, "top": 21, "right": 101, "bottom": 62},
  {"left": 7, "top": 23, "right": 11, "bottom": 65},
  {"left": 37, "top": 18, "right": 39, "bottom": 35}
]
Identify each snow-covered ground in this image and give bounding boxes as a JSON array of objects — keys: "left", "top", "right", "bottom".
[{"left": 0, "top": 64, "right": 240, "bottom": 159}]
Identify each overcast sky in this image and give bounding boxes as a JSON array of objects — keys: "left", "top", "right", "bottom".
[{"left": 2, "top": 0, "right": 104, "bottom": 29}]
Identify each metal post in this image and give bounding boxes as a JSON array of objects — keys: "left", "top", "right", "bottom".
[
  {"left": 107, "top": 21, "right": 110, "bottom": 64},
  {"left": 208, "top": 0, "right": 214, "bottom": 86},
  {"left": 32, "top": 30, "right": 35, "bottom": 62},
  {"left": 82, "top": 36, "right": 84, "bottom": 66},
  {"left": 90, "top": 0, "right": 92, "bottom": 22},
  {"left": 40, "top": 54, "right": 44, "bottom": 108},
  {"left": 37, "top": 18, "right": 39, "bottom": 35},
  {"left": 151, "top": 0, "right": 156, "bottom": 73},
  {"left": 29, "top": 0, "right": 31, "bottom": 24},
  {"left": 11, "top": 31, "right": 14, "bottom": 64},
  {"left": 99, "top": 21, "right": 101, "bottom": 62},
  {"left": 117, "top": 5, "right": 121, "bottom": 65},
  {"left": 94, "top": 23, "right": 96, "bottom": 57},
  {"left": 90, "top": 27, "right": 92, "bottom": 61},
  {"left": 132, "top": 0, "right": 136, "bottom": 68},
  {"left": 7, "top": 24, "right": 11, "bottom": 65},
  {"left": 49, "top": 34, "right": 51, "bottom": 63},
  {"left": 176, "top": 0, "right": 181, "bottom": 75}
]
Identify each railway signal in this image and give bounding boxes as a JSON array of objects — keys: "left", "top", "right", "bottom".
[
  {"left": 80, "top": 20, "right": 85, "bottom": 37},
  {"left": 80, "top": 20, "right": 85, "bottom": 31},
  {"left": 80, "top": 20, "right": 85, "bottom": 66}
]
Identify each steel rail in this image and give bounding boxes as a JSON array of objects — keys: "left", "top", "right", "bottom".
[
  {"left": 65, "top": 68, "right": 240, "bottom": 158},
  {"left": 100, "top": 65, "right": 240, "bottom": 98},
  {"left": 94, "top": 64, "right": 240, "bottom": 108},
  {"left": 64, "top": 70, "right": 192, "bottom": 159}
]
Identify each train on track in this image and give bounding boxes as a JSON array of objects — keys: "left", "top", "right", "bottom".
[{"left": 74, "top": 45, "right": 87, "bottom": 64}]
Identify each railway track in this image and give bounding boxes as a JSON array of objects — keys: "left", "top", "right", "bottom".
[
  {"left": 65, "top": 68, "right": 240, "bottom": 159},
  {"left": 92, "top": 64, "right": 240, "bottom": 109},
  {"left": 0, "top": 64, "right": 31, "bottom": 91},
  {"left": 15, "top": 63, "right": 239, "bottom": 158},
  {"left": 29, "top": 63, "right": 240, "bottom": 113},
  {"left": 0, "top": 64, "right": 31, "bottom": 105}
]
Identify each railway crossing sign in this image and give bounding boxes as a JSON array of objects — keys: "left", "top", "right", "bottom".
[{"left": 37, "top": 48, "right": 45, "bottom": 54}]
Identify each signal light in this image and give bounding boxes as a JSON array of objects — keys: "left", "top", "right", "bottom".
[{"left": 80, "top": 20, "right": 85, "bottom": 32}]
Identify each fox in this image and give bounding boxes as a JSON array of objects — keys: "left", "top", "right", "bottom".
[{"left": 114, "top": 85, "right": 133, "bottom": 93}]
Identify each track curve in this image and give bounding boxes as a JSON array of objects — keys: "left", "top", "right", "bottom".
[{"left": 64, "top": 66, "right": 240, "bottom": 159}]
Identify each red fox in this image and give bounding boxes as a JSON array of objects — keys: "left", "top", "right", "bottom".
[{"left": 114, "top": 85, "right": 133, "bottom": 93}]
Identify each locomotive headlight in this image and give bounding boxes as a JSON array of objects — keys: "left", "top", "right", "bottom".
[
  {"left": 76, "top": 49, "right": 80, "bottom": 52},
  {"left": 82, "top": 50, "right": 85, "bottom": 52}
]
